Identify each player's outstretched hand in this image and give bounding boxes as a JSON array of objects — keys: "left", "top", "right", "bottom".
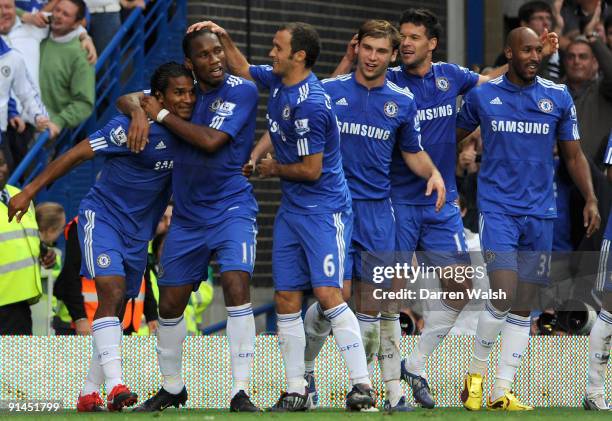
[
  {"left": 426, "top": 170, "right": 446, "bottom": 212},
  {"left": 7, "top": 191, "right": 32, "bottom": 223},
  {"left": 242, "top": 159, "right": 255, "bottom": 177},
  {"left": 127, "top": 106, "right": 150, "bottom": 153},
  {"left": 187, "top": 20, "right": 227, "bottom": 37},
  {"left": 541, "top": 28, "right": 559, "bottom": 57},
  {"left": 583, "top": 199, "right": 601, "bottom": 238},
  {"left": 258, "top": 153, "right": 278, "bottom": 178}
]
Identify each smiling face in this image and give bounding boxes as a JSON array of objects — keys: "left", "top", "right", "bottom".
[
  {"left": 51, "top": 0, "right": 80, "bottom": 37},
  {"left": 269, "top": 29, "right": 297, "bottom": 77},
  {"left": 356, "top": 35, "right": 397, "bottom": 82},
  {"left": 398, "top": 22, "right": 436, "bottom": 69},
  {"left": 565, "top": 42, "right": 597, "bottom": 84},
  {"left": 185, "top": 33, "right": 226, "bottom": 89},
  {"left": 0, "top": 0, "right": 16, "bottom": 35},
  {"left": 506, "top": 28, "right": 542, "bottom": 83},
  {"left": 157, "top": 75, "right": 196, "bottom": 121}
]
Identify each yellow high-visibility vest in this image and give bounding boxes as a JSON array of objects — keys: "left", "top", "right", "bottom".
[{"left": 0, "top": 185, "right": 42, "bottom": 307}]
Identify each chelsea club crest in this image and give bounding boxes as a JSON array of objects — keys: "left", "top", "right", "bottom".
[
  {"left": 538, "top": 98, "right": 553, "bottom": 113},
  {"left": 282, "top": 104, "right": 291, "bottom": 120},
  {"left": 436, "top": 77, "right": 449, "bottom": 91},
  {"left": 384, "top": 101, "right": 398, "bottom": 117}
]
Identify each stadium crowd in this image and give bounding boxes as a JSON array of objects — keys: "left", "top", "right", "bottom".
[{"left": 0, "top": 0, "right": 611, "bottom": 414}]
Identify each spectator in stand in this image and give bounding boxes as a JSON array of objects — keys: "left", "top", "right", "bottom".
[
  {"left": 0, "top": 36, "right": 48, "bottom": 172},
  {"left": 85, "top": 0, "right": 121, "bottom": 54},
  {"left": 560, "top": 0, "right": 609, "bottom": 39},
  {"left": 40, "top": 0, "right": 95, "bottom": 138},
  {"left": 494, "top": 1, "right": 564, "bottom": 81},
  {"left": 564, "top": 35, "right": 612, "bottom": 164}
]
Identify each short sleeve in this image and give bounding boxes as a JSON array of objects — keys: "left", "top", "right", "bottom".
[
  {"left": 456, "top": 90, "right": 480, "bottom": 132},
  {"left": 293, "top": 98, "right": 331, "bottom": 157},
  {"left": 87, "top": 115, "right": 132, "bottom": 156},
  {"left": 208, "top": 80, "right": 258, "bottom": 139},
  {"left": 603, "top": 130, "right": 612, "bottom": 166},
  {"left": 557, "top": 88, "right": 580, "bottom": 142},
  {"left": 398, "top": 99, "right": 423, "bottom": 153},
  {"left": 249, "top": 65, "right": 278, "bottom": 90},
  {"left": 450, "top": 63, "right": 479, "bottom": 95}
]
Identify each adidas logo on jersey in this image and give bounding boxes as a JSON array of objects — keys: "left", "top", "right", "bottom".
[
  {"left": 335, "top": 98, "right": 348, "bottom": 106},
  {"left": 155, "top": 141, "right": 166, "bottom": 150},
  {"left": 490, "top": 97, "right": 503, "bottom": 105}
]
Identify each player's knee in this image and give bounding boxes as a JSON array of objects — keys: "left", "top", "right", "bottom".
[
  {"left": 158, "top": 288, "right": 190, "bottom": 319},
  {"left": 314, "top": 287, "right": 344, "bottom": 311},
  {"left": 221, "top": 271, "right": 250, "bottom": 306},
  {"left": 341, "top": 280, "right": 352, "bottom": 303},
  {"left": 602, "top": 292, "right": 612, "bottom": 312}
]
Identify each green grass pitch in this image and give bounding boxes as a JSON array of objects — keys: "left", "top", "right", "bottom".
[{"left": 3, "top": 408, "right": 612, "bottom": 421}]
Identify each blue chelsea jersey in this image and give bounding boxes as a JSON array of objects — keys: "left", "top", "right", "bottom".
[
  {"left": 171, "top": 74, "right": 259, "bottom": 227},
  {"left": 322, "top": 73, "right": 422, "bottom": 200},
  {"left": 604, "top": 131, "right": 612, "bottom": 239},
  {"left": 457, "top": 75, "right": 580, "bottom": 218},
  {"left": 387, "top": 62, "right": 479, "bottom": 205},
  {"left": 249, "top": 65, "right": 350, "bottom": 213},
  {"left": 82, "top": 114, "right": 175, "bottom": 241}
]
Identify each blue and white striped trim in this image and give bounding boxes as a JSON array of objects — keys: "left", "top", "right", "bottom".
[
  {"left": 386, "top": 80, "right": 414, "bottom": 99},
  {"left": 159, "top": 315, "right": 184, "bottom": 326},
  {"left": 506, "top": 314, "right": 531, "bottom": 327},
  {"left": 297, "top": 137, "right": 309, "bottom": 156},
  {"left": 356, "top": 312, "right": 379, "bottom": 323},
  {"left": 485, "top": 300, "right": 507, "bottom": 320},
  {"left": 227, "top": 75, "right": 243, "bottom": 87},
  {"left": 92, "top": 319, "right": 121, "bottom": 332},
  {"left": 333, "top": 212, "right": 346, "bottom": 283},
  {"left": 325, "top": 304, "right": 349, "bottom": 320},
  {"left": 89, "top": 136, "right": 107, "bottom": 152},
  {"left": 596, "top": 239, "right": 610, "bottom": 292},
  {"left": 83, "top": 210, "right": 96, "bottom": 278},
  {"left": 277, "top": 313, "right": 302, "bottom": 323},
  {"left": 227, "top": 305, "right": 254, "bottom": 318},
  {"left": 605, "top": 144, "right": 612, "bottom": 165},
  {"left": 598, "top": 310, "right": 612, "bottom": 325},
  {"left": 536, "top": 76, "right": 566, "bottom": 91},
  {"left": 297, "top": 83, "right": 310, "bottom": 104},
  {"left": 489, "top": 75, "right": 504, "bottom": 85},
  {"left": 379, "top": 313, "right": 399, "bottom": 321}
]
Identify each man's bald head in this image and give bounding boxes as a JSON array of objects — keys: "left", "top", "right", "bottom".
[
  {"left": 504, "top": 26, "right": 542, "bottom": 84},
  {"left": 506, "top": 26, "right": 539, "bottom": 50}
]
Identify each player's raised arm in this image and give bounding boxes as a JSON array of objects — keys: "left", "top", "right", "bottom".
[
  {"left": 8, "top": 139, "right": 95, "bottom": 222},
  {"left": 116, "top": 91, "right": 149, "bottom": 153},
  {"left": 187, "top": 21, "right": 252, "bottom": 81},
  {"left": 558, "top": 140, "right": 600, "bottom": 237},
  {"left": 331, "top": 34, "right": 358, "bottom": 77}
]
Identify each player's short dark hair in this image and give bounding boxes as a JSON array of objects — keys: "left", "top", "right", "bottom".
[
  {"left": 150, "top": 62, "right": 193, "bottom": 98},
  {"left": 63, "top": 0, "right": 86, "bottom": 22},
  {"left": 399, "top": 8, "right": 442, "bottom": 41},
  {"left": 278, "top": 22, "right": 321, "bottom": 68},
  {"left": 518, "top": 1, "right": 552, "bottom": 24},
  {"left": 357, "top": 19, "right": 401, "bottom": 51},
  {"left": 182, "top": 29, "right": 217, "bottom": 60}
]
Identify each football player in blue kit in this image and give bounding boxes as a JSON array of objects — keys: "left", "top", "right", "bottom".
[
  {"left": 8, "top": 62, "right": 195, "bottom": 412},
  {"left": 117, "top": 29, "right": 261, "bottom": 412},
  {"left": 584, "top": 132, "right": 612, "bottom": 411},
  {"left": 302, "top": 19, "right": 445, "bottom": 412},
  {"left": 456, "top": 27, "right": 600, "bottom": 411},
  {"left": 188, "top": 19, "right": 376, "bottom": 411},
  {"left": 332, "top": 8, "right": 560, "bottom": 409}
]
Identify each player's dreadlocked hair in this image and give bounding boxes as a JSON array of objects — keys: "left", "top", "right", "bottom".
[
  {"left": 357, "top": 19, "right": 401, "bottom": 51},
  {"left": 150, "top": 62, "right": 193, "bottom": 98},
  {"left": 278, "top": 22, "right": 321, "bottom": 68},
  {"left": 399, "top": 8, "right": 442, "bottom": 41}
]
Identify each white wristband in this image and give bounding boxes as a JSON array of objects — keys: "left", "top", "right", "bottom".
[{"left": 156, "top": 109, "right": 170, "bottom": 123}]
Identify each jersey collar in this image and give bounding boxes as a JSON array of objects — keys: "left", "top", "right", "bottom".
[
  {"left": 400, "top": 62, "right": 435, "bottom": 80},
  {"left": 500, "top": 74, "right": 538, "bottom": 92},
  {"left": 350, "top": 72, "right": 386, "bottom": 91}
]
